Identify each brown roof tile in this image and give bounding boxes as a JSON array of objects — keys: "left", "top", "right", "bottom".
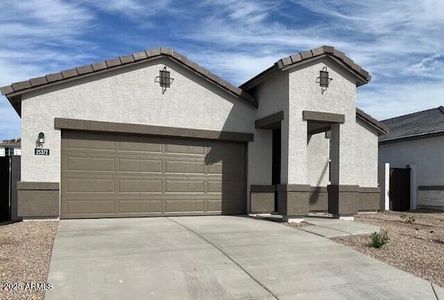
[
  {"left": 12, "top": 80, "right": 31, "bottom": 91},
  {"left": 281, "top": 57, "right": 292, "bottom": 66},
  {"left": 146, "top": 48, "right": 161, "bottom": 57},
  {"left": 61, "top": 68, "right": 78, "bottom": 79},
  {"left": 105, "top": 58, "right": 121, "bottom": 68},
  {"left": 240, "top": 45, "right": 372, "bottom": 90},
  {"left": 132, "top": 51, "right": 147, "bottom": 61},
  {"left": 311, "top": 47, "right": 324, "bottom": 57},
  {"left": 290, "top": 53, "right": 302, "bottom": 63},
  {"left": 76, "top": 65, "right": 93, "bottom": 75},
  {"left": 29, "top": 76, "right": 48, "bottom": 87},
  {"left": 46, "top": 72, "right": 63, "bottom": 82},
  {"left": 120, "top": 55, "right": 135, "bottom": 64},
  {"left": 300, "top": 50, "right": 313, "bottom": 60},
  {"left": 91, "top": 61, "right": 107, "bottom": 71},
  {"left": 0, "top": 85, "right": 13, "bottom": 95}
]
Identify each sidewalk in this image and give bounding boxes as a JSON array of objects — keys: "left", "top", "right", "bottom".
[{"left": 301, "top": 216, "right": 380, "bottom": 238}]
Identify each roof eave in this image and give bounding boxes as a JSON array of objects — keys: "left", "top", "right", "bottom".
[
  {"left": 379, "top": 130, "right": 444, "bottom": 144},
  {"left": 356, "top": 108, "right": 389, "bottom": 135},
  {"left": 240, "top": 45, "right": 371, "bottom": 91},
  {"left": 1, "top": 48, "right": 257, "bottom": 111}
]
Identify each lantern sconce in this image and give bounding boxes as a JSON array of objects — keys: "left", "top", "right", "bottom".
[
  {"left": 316, "top": 66, "right": 333, "bottom": 94},
  {"left": 36, "top": 132, "right": 45, "bottom": 148},
  {"left": 155, "top": 66, "right": 174, "bottom": 94}
]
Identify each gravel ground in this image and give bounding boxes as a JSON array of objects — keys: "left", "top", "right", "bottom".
[
  {"left": 0, "top": 221, "right": 58, "bottom": 300},
  {"left": 332, "top": 210, "right": 444, "bottom": 288}
]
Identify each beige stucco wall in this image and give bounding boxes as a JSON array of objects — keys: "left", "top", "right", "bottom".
[
  {"left": 354, "top": 119, "right": 379, "bottom": 187},
  {"left": 20, "top": 57, "right": 257, "bottom": 183},
  {"left": 307, "top": 132, "right": 330, "bottom": 186},
  {"left": 287, "top": 57, "right": 378, "bottom": 187},
  {"left": 379, "top": 135, "right": 444, "bottom": 207},
  {"left": 379, "top": 135, "right": 444, "bottom": 185},
  {"left": 248, "top": 71, "right": 289, "bottom": 185}
]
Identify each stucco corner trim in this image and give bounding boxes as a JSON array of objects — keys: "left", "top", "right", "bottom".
[
  {"left": 276, "top": 184, "right": 311, "bottom": 192},
  {"left": 358, "top": 186, "right": 381, "bottom": 193},
  {"left": 255, "top": 111, "right": 284, "bottom": 129},
  {"left": 54, "top": 118, "right": 254, "bottom": 142},
  {"left": 250, "top": 185, "right": 276, "bottom": 192},
  {"left": 17, "top": 181, "right": 60, "bottom": 190},
  {"left": 302, "top": 111, "right": 345, "bottom": 124},
  {"left": 327, "top": 184, "right": 360, "bottom": 192}
]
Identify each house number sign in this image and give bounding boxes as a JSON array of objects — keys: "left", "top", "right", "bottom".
[{"left": 34, "top": 148, "right": 50, "bottom": 156}]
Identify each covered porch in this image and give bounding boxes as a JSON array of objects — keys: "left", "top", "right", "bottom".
[{"left": 250, "top": 110, "right": 380, "bottom": 220}]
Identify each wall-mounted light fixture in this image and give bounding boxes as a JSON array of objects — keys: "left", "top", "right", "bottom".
[
  {"left": 316, "top": 66, "right": 333, "bottom": 94},
  {"left": 155, "top": 66, "right": 174, "bottom": 94},
  {"left": 36, "top": 132, "right": 45, "bottom": 148}
]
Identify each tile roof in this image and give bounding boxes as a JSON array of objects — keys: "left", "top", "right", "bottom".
[
  {"left": 0, "top": 47, "right": 257, "bottom": 107},
  {"left": 0, "top": 45, "right": 386, "bottom": 134},
  {"left": 240, "top": 45, "right": 371, "bottom": 90},
  {"left": 379, "top": 106, "right": 444, "bottom": 143}
]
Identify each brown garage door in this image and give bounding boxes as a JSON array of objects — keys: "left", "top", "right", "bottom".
[{"left": 61, "top": 131, "right": 247, "bottom": 218}]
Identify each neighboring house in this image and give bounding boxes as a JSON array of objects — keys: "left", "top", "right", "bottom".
[
  {"left": 0, "top": 138, "right": 21, "bottom": 157},
  {"left": 0, "top": 46, "right": 388, "bottom": 220},
  {"left": 379, "top": 106, "right": 444, "bottom": 210}
]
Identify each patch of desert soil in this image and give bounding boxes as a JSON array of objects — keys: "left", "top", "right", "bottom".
[
  {"left": 332, "top": 210, "right": 444, "bottom": 288},
  {"left": 0, "top": 221, "right": 58, "bottom": 300}
]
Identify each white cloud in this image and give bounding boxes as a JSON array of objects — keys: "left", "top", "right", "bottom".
[
  {"left": 182, "top": 0, "right": 444, "bottom": 119},
  {"left": 0, "top": 0, "right": 443, "bottom": 139},
  {"left": 187, "top": 51, "right": 288, "bottom": 84},
  {"left": 77, "top": 0, "right": 173, "bottom": 20},
  {"left": 358, "top": 80, "right": 444, "bottom": 120}
]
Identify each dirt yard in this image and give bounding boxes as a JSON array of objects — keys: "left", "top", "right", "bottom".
[
  {"left": 0, "top": 221, "right": 58, "bottom": 300},
  {"left": 332, "top": 209, "right": 444, "bottom": 288}
]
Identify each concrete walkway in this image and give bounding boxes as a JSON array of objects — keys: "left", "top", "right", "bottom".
[
  {"left": 46, "top": 216, "right": 442, "bottom": 300},
  {"left": 301, "top": 216, "right": 381, "bottom": 238}
]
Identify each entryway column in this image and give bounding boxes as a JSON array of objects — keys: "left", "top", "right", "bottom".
[{"left": 328, "top": 123, "right": 358, "bottom": 218}]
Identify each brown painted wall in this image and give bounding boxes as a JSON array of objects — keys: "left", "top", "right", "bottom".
[
  {"left": 309, "top": 187, "right": 328, "bottom": 211},
  {"left": 17, "top": 182, "right": 60, "bottom": 218}
]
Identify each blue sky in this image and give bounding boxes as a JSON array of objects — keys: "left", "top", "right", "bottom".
[{"left": 1, "top": 0, "right": 443, "bottom": 140}]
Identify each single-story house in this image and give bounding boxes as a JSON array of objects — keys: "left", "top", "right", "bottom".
[
  {"left": 0, "top": 45, "right": 388, "bottom": 220},
  {"left": 379, "top": 106, "right": 444, "bottom": 210}
]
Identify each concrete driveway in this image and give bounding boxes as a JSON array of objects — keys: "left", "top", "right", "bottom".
[{"left": 46, "top": 216, "right": 441, "bottom": 300}]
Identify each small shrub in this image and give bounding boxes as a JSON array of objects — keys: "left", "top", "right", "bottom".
[
  {"left": 370, "top": 230, "right": 389, "bottom": 248},
  {"left": 400, "top": 213, "right": 416, "bottom": 224}
]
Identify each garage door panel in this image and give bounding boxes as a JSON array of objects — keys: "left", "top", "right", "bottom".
[
  {"left": 67, "top": 200, "right": 115, "bottom": 214},
  {"left": 165, "top": 142, "right": 206, "bottom": 155},
  {"left": 65, "top": 132, "right": 115, "bottom": 150},
  {"left": 165, "top": 160, "right": 205, "bottom": 174},
  {"left": 67, "top": 156, "right": 115, "bottom": 172},
  {"left": 165, "top": 179, "right": 205, "bottom": 193},
  {"left": 66, "top": 178, "right": 115, "bottom": 193},
  {"left": 207, "top": 199, "right": 222, "bottom": 212},
  {"left": 117, "top": 136, "right": 162, "bottom": 153},
  {"left": 206, "top": 180, "right": 222, "bottom": 193},
  {"left": 117, "top": 200, "right": 162, "bottom": 213},
  {"left": 118, "top": 179, "right": 162, "bottom": 193},
  {"left": 118, "top": 158, "right": 162, "bottom": 173},
  {"left": 61, "top": 130, "right": 246, "bottom": 218},
  {"left": 165, "top": 199, "right": 205, "bottom": 212}
]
